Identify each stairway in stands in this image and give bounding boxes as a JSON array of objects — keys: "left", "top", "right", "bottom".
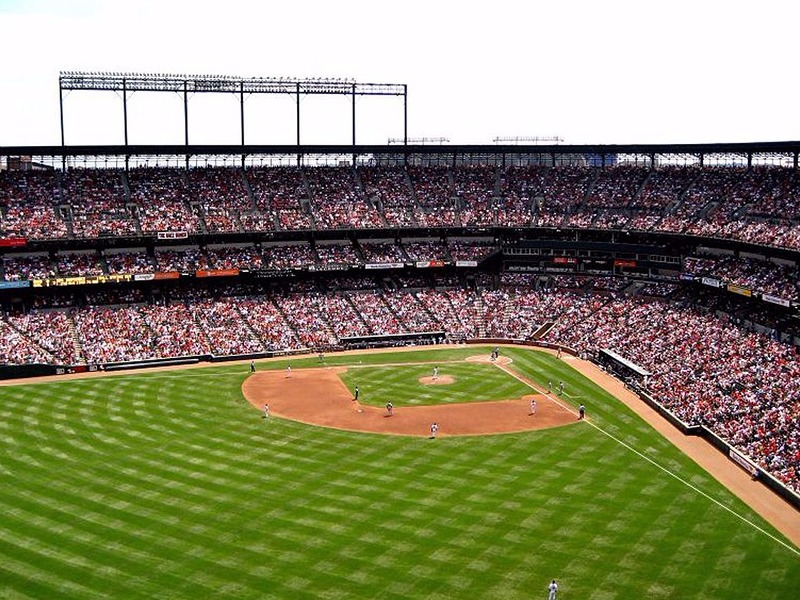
[
  {"left": 67, "top": 313, "right": 86, "bottom": 364},
  {"left": 474, "top": 294, "right": 487, "bottom": 338}
]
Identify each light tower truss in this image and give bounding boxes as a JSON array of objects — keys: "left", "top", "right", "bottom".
[{"left": 58, "top": 71, "right": 408, "bottom": 150}]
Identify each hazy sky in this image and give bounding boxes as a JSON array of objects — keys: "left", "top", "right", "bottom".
[{"left": 1, "top": 0, "right": 798, "bottom": 147}]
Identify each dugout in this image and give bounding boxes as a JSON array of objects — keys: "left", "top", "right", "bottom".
[{"left": 597, "top": 348, "right": 651, "bottom": 388}]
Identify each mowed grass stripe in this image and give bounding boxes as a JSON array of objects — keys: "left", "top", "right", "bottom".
[
  {"left": 1, "top": 347, "right": 798, "bottom": 599},
  {"left": 4, "top": 481, "right": 273, "bottom": 597}
]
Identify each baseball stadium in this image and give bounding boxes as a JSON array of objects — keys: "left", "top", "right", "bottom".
[{"left": 1, "top": 71, "right": 799, "bottom": 599}]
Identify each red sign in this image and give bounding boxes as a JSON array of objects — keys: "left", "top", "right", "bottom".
[
  {"left": 154, "top": 271, "right": 180, "bottom": 280},
  {"left": 614, "top": 259, "right": 637, "bottom": 268},
  {"left": 0, "top": 238, "right": 27, "bottom": 247},
  {"left": 196, "top": 268, "right": 240, "bottom": 278}
]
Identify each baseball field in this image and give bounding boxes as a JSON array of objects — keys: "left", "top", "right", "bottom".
[{"left": 1, "top": 345, "right": 798, "bottom": 599}]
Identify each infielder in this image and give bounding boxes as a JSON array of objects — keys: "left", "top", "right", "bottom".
[{"left": 530, "top": 398, "right": 537, "bottom": 415}]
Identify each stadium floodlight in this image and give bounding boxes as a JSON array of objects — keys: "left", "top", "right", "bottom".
[
  {"left": 492, "top": 136, "right": 564, "bottom": 145},
  {"left": 388, "top": 136, "right": 449, "bottom": 145}
]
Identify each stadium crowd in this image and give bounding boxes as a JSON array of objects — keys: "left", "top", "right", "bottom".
[{"left": 2, "top": 164, "right": 800, "bottom": 252}]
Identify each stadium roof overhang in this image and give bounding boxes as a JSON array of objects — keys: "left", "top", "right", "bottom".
[{"left": 2, "top": 141, "right": 800, "bottom": 159}]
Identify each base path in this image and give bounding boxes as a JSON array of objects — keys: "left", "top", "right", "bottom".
[{"left": 241, "top": 361, "right": 576, "bottom": 437}]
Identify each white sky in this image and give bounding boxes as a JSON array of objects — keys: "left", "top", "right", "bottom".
[{"left": 1, "top": 0, "right": 798, "bottom": 147}]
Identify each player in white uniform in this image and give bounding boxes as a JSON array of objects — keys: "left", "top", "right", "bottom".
[
  {"left": 430, "top": 422, "right": 439, "bottom": 439},
  {"left": 263, "top": 403, "right": 269, "bottom": 418},
  {"left": 530, "top": 398, "right": 537, "bottom": 415},
  {"left": 286, "top": 365, "right": 292, "bottom": 378},
  {"left": 386, "top": 401, "right": 393, "bottom": 416},
  {"left": 548, "top": 579, "right": 558, "bottom": 600}
]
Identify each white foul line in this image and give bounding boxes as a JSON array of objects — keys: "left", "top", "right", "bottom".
[{"left": 495, "top": 361, "right": 800, "bottom": 558}]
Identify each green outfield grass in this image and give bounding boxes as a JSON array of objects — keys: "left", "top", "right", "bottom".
[{"left": 0, "top": 346, "right": 798, "bottom": 599}]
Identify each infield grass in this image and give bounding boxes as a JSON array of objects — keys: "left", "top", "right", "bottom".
[
  {"left": 0, "top": 345, "right": 797, "bottom": 599},
  {"left": 337, "top": 361, "right": 532, "bottom": 406}
]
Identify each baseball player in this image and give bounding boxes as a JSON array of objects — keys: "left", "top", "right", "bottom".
[
  {"left": 430, "top": 422, "right": 439, "bottom": 439},
  {"left": 386, "top": 401, "right": 393, "bottom": 416},
  {"left": 558, "top": 380, "right": 564, "bottom": 395},
  {"left": 354, "top": 385, "right": 360, "bottom": 401},
  {"left": 530, "top": 398, "right": 537, "bottom": 415},
  {"left": 432, "top": 366, "right": 439, "bottom": 380},
  {"left": 548, "top": 579, "right": 558, "bottom": 600},
  {"left": 285, "top": 365, "right": 292, "bottom": 378},
  {"left": 578, "top": 403, "right": 585, "bottom": 420},
  {"left": 263, "top": 403, "right": 269, "bottom": 418},
  {"left": 547, "top": 380, "right": 552, "bottom": 393},
  {"left": 250, "top": 360, "right": 256, "bottom": 373}
]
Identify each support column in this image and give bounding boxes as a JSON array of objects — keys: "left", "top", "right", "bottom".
[
  {"left": 403, "top": 84, "right": 408, "bottom": 145},
  {"left": 122, "top": 78, "right": 129, "bottom": 147},
  {"left": 59, "top": 81, "right": 66, "bottom": 170},
  {"left": 296, "top": 82, "right": 301, "bottom": 166}
]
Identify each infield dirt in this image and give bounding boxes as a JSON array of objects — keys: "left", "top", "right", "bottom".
[{"left": 241, "top": 358, "right": 575, "bottom": 436}]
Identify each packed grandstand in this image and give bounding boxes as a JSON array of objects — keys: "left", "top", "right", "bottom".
[{"left": 1, "top": 156, "right": 799, "bottom": 498}]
